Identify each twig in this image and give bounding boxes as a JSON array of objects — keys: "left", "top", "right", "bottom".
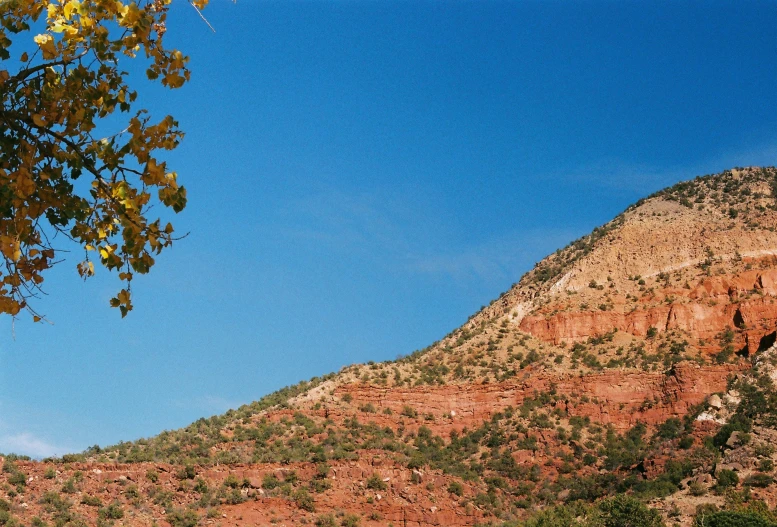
[{"left": 188, "top": 1, "right": 216, "bottom": 32}]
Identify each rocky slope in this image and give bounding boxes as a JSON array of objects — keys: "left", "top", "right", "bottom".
[{"left": 4, "top": 167, "right": 777, "bottom": 527}]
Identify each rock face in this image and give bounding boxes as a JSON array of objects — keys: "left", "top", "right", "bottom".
[
  {"left": 4, "top": 167, "right": 777, "bottom": 527},
  {"left": 334, "top": 362, "right": 738, "bottom": 433},
  {"left": 518, "top": 272, "right": 777, "bottom": 353}
]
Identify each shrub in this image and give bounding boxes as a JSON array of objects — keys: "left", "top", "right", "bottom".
[
  {"left": 223, "top": 488, "right": 245, "bottom": 505},
  {"left": 689, "top": 482, "right": 707, "bottom": 496},
  {"left": 294, "top": 488, "right": 315, "bottom": 512},
  {"left": 401, "top": 406, "right": 418, "bottom": 418},
  {"left": 314, "top": 515, "right": 337, "bottom": 527},
  {"left": 366, "top": 474, "right": 387, "bottom": 491},
  {"left": 61, "top": 478, "right": 77, "bottom": 494},
  {"left": 744, "top": 473, "right": 773, "bottom": 488},
  {"left": 340, "top": 514, "right": 361, "bottom": 527},
  {"left": 7, "top": 471, "right": 26, "bottom": 487},
  {"left": 166, "top": 508, "right": 199, "bottom": 527},
  {"left": 657, "top": 418, "right": 683, "bottom": 440},
  {"left": 194, "top": 478, "right": 208, "bottom": 494},
  {"left": 679, "top": 436, "right": 695, "bottom": 449},
  {"left": 597, "top": 494, "right": 665, "bottom": 527},
  {"left": 80, "top": 495, "right": 102, "bottom": 507},
  {"left": 223, "top": 474, "right": 239, "bottom": 489},
  {"left": 716, "top": 469, "right": 739, "bottom": 490},
  {"left": 262, "top": 473, "right": 281, "bottom": 490},
  {"left": 176, "top": 465, "right": 196, "bottom": 480},
  {"left": 98, "top": 502, "right": 124, "bottom": 520},
  {"left": 310, "top": 479, "right": 331, "bottom": 493},
  {"left": 694, "top": 510, "right": 775, "bottom": 527},
  {"left": 448, "top": 481, "right": 463, "bottom": 496}
]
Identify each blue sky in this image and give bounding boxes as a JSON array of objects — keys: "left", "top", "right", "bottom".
[{"left": 1, "top": 0, "right": 776, "bottom": 457}]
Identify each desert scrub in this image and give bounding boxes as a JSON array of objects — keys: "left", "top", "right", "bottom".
[
  {"left": 98, "top": 501, "right": 124, "bottom": 520},
  {"left": 166, "top": 508, "right": 199, "bottom": 527},
  {"left": 366, "top": 473, "right": 387, "bottom": 490}
]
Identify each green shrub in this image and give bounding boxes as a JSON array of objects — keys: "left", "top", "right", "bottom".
[
  {"left": 194, "top": 478, "right": 208, "bottom": 494},
  {"left": 223, "top": 474, "right": 239, "bottom": 489},
  {"left": 310, "top": 479, "right": 331, "bottom": 493},
  {"left": 98, "top": 502, "right": 124, "bottom": 520},
  {"left": 448, "top": 481, "right": 463, "bottom": 496},
  {"left": 679, "top": 436, "right": 695, "bottom": 449},
  {"left": 223, "top": 488, "right": 245, "bottom": 505},
  {"left": 7, "top": 471, "right": 26, "bottom": 487},
  {"left": 176, "top": 465, "right": 196, "bottom": 480},
  {"left": 262, "top": 473, "right": 281, "bottom": 490},
  {"left": 597, "top": 494, "right": 665, "bottom": 527},
  {"left": 694, "top": 510, "right": 775, "bottom": 527},
  {"left": 366, "top": 474, "right": 387, "bottom": 491},
  {"left": 716, "top": 469, "right": 739, "bottom": 490},
  {"left": 401, "top": 406, "right": 417, "bottom": 418},
  {"left": 61, "top": 478, "right": 77, "bottom": 494},
  {"left": 744, "top": 473, "right": 774, "bottom": 488},
  {"left": 80, "top": 495, "right": 102, "bottom": 507},
  {"left": 656, "top": 418, "right": 682, "bottom": 440},
  {"left": 689, "top": 482, "right": 707, "bottom": 496},
  {"left": 340, "top": 514, "right": 361, "bottom": 527},
  {"left": 293, "top": 488, "right": 315, "bottom": 512},
  {"left": 314, "top": 515, "right": 337, "bottom": 527},
  {"left": 166, "top": 509, "right": 199, "bottom": 527}
]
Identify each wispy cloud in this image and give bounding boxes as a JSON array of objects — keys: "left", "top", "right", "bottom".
[
  {"left": 275, "top": 189, "right": 578, "bottom": 286},
  {"left": 0, "top": 432, "right": 72, "bottom": 459},
  {"left": 406, "top": 228, "right": 578, "bottom": 285},
  {"left": 274, "top": 190, "right": 413, "bottom": 255},
  {"left": 561, "top": 139, "right": 777, "bottom": 195}
]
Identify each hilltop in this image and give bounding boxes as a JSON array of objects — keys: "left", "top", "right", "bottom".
[{"left": 4, "top": 167, "right": 777, "bottom": 526}]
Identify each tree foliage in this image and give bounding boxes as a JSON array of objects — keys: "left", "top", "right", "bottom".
[{"left": 0, "top": 0, "right": 206, "bottom": 318}]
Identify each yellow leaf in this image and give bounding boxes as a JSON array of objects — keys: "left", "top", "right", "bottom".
[
  {"left": 33, "top": 34, "right": 57, "bottom": 60},
  {"left": 163, "top": 72, "right": 185, "bottom": 89},
  {"left": 63, "top": 0, "right": 81, "bottom": 20},
  {"left": 33, "top": 316, "right": 41, "bottom": 323},
  {"left": 32, "top": 114, "right": 46, "bottom": 127}
]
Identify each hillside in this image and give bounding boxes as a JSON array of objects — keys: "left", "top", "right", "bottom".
[{"left": 5, "top": 167, "right": 777, "bottom": 526}]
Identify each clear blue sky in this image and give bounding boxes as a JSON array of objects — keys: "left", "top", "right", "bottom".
[{"left": 2, "top": 0, "right": 776, "bottom": 457}]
